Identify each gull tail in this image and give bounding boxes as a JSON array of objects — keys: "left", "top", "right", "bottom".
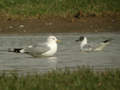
[
  {"left": 8, "top": 48, "right": 24, "bottom": 53},
  {"left": 102, "top": 38, "right": 113, "bottom": 43},
  {"left": 94, "top": 38, "right": 113, "bottom": 51}
]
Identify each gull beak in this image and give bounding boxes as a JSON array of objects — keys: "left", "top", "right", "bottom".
[
  {"left": 57, "top": 40, "right": 61, "bottom": 43},
  {"left": 75, "top": 39, "right": 80, "bottom": 42}
]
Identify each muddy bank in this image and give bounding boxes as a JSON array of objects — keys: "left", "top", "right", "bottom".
[{"left": 0, "top": 16, "right": 120, "bottom": 34}]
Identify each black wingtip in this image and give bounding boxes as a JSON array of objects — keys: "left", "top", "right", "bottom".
[
  {"left": 8, "top": 48, "right": 23, "bottom": 53},
  {"left": 102, "top": 38, "right": 113, "bottom": 43}
]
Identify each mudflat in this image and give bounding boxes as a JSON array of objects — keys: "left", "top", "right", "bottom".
[{"left": 0, "top": 16, "right": 120, "bottom": 34}]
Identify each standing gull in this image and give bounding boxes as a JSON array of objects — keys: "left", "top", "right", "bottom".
[
  {"left": 75, "top": 36, "right": 112, "bottom": 52},
  {"left": 8, "top": 36, "right": 59, "bottom": 57}
]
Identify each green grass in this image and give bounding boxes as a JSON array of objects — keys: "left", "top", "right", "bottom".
[
  {"left": 0, "top": 68, "right": 120, "bottom": 90},
  {"left": 0, "top": 0, "right": 120, "bottom": 18}
]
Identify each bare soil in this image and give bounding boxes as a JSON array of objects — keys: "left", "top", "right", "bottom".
[{"left": 0, "top": 16, "right": 120, "bottom": 34}]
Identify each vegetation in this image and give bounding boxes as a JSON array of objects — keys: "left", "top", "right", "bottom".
[
  {"left": 0, "top": 68, "right": 120, "bottom": 90},
  {"left": 0, "top": 0, "right": 120, "bottom": 18}
]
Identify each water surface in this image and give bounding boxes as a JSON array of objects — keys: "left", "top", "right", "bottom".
[{"left": 0, "top": 33, "right": 120, "bottom": 73}]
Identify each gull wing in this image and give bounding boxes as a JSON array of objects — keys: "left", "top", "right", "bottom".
[
  {"left": 82, "top": 44, "right": 93, "bottom": 51},
  {"left": 23, "top": 43, "right": 50, "bottom": 55}
]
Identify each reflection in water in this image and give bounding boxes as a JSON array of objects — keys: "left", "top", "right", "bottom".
[
  {"left": 0, "top": 33, "right": 120, "bottom": 73},
  {"left": 47, "top": 57, "right": 57, "bottom": 70}
]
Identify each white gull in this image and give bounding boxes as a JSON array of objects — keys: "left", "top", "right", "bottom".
[
  {"left": 76, "top": 36, "right": 112, "bottom": 52},
  {"left": 8, "top": 36, "right": 60, "bottom": 57}
]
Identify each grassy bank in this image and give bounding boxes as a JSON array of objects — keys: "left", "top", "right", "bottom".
[
  {"left": 0, "top": 68, "right": 120, "bottom": 90},
  {"left": 0, "top": 0, "right": 120, "bottom": 18}
]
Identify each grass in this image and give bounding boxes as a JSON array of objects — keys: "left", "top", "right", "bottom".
[
  {"left": 0, "top": 0, "right": 120, "bottom": 18},
  {"left": 0, "top": 68, "right": 120, "bottom": 90}
]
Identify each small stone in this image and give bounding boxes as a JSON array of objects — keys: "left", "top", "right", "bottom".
[
  {"left": 19, "top": 25, "right": 24, "bottom": 28},
  {"left": 23, "top": 29, "right": 26, "bottom": 32},
  {"left": 45, "top": 22, "right": 53, "bottom": 26},
  {"left": 9, "top": 26, "right": 13, "bottom": 29},
  {"left": 112, "top": 19, "right": 115, "bottom": 23}
]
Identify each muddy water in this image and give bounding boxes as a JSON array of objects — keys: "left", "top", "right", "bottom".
[{"left": 0, "top": 33, "right": 120, "bottom": 73}]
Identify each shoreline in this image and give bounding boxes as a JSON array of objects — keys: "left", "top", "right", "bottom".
[{"left": 0, "top": 16, "right": 120, "bottom": 34}]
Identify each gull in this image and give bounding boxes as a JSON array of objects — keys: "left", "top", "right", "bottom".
[
  {"left": 8, "top": 36, "right": 60, "bottom": 57},
  {"left": 75, "top": 36, "right": 112, "bottom": 52}
]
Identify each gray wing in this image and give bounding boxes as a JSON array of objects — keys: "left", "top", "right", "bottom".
[
  {"left": 24, "top": 43, "right": 50, "bottom": 55},
  {"left": 82, "top": 39, "right": 111, "bottom": 52},
  {"left": 87, "top": 43, "right": 99, "bottom": 49},
  {"left": 86, "top": 42, "right": 109, "bottom": 51},
  {"left": 82, "top": 44, "right": 93, "bottom": 51},
  {"left": 82, "top": 43, "right": 99, "bottom": 51}
]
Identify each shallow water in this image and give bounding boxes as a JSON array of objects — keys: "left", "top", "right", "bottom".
[{"left": 0, "top": 33, "right": 120, "bottom": 73}]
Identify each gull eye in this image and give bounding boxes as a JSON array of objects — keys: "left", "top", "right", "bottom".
[
  {"left": 79, "top": 36, "right": 84, "bottom": 41},
  {"left": 52, "top": 38, "right": 55, "bottom": 40}
]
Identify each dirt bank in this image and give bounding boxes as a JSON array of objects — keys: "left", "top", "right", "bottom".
[{"left": 0, "top": 16, "right": 120, "bottom": 34}]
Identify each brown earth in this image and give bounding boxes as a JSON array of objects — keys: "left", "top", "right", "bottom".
[{"left": 0, "top": 16, "right": 120, "bottom": 34}]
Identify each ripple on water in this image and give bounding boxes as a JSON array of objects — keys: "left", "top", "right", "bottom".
[{"left": 0, "top": 33, "right": 120, "bottom": 73}]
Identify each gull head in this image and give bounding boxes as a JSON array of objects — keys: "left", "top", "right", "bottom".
[
  {"left": 47, "top": 36, "right": 58, "bottom": 43},
  {"left": 76, "top": 36, "right": 88, "bottom": 49},
  {"left": 76, "top": 36, "right": 87, "bottom": 42}
]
